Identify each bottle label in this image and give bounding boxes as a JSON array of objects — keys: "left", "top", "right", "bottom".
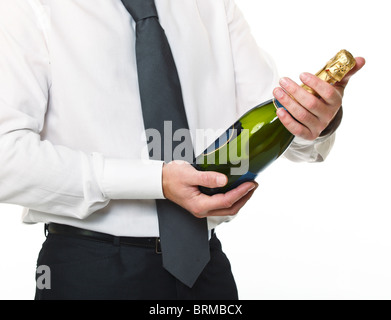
[
  {"left": 273, "top": 99, "right": 286, "bottom": 110},
  {"left": 202, "top": 120, "right": 244, "bottom": 156}
]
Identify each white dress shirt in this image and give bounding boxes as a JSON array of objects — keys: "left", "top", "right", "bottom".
[{"left": 0, "top": 0, "right": 336, "bottom": 236}]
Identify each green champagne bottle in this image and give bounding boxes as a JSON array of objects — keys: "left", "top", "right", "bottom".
[{"left": 192, "top": 50, "right": 356, "bottom": 195}]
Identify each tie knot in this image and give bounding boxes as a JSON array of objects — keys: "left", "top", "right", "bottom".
[{"left": 122, "top": 0, "right": 158, "bottom": 22}]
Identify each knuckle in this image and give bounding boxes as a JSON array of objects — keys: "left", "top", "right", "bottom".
[
  {"left": 324, "top": 87, "right": 336, "bottom": 100},
  {"left": 306, "top": 97, "right": 318, "bottom": 110},
  {"left": 193, "top": 213, "right": 204, "bottom": 219},
  {"left": 277, "top": 92, "right": 288, "bottom": 104},
  {"left": 221, "top": 203, "right": 236, "bottom": 216},
  {"left": 293, "top": 126, "right": 306, "bottom": 138},
  {"left": 288, "top": 83, "right": 298, "bottom": 95},
  {"left": 222, "top": 198, "right": 234, "bottom": 209},
  {"left": 191, "top": 203, "right": 203, "bottom": 217},
  {"left": 199, "top": 172, "right": 212, "bottom": 187},
  {"left": 296, "top": 109, "right": 310, "bottom": 123},
  {"left": 308, "top": 131, "right": 318, "bottom": 141},
  {"left": 230, "top": 207, "right": 240, "bottom": 216}
]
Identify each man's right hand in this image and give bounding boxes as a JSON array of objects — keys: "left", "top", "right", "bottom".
[{"left": 162, "top": 161, "right": 258, "bottom": 218}]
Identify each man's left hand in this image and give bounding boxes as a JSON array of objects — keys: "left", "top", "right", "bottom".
[{"left": 273, "top": 57, "right": 366, "bottom": 141}]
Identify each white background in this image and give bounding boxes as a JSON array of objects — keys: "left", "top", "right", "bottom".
[{"left": 0, "top": 0, "right": 390, "bottom": 300}]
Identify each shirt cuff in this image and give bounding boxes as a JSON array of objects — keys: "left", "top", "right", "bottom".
[
  {"left": 100, "top": 158, "right": 165, "bottom": 200},
  {"left": 284, "top": 133, "right": 336, "bottom": 163}
]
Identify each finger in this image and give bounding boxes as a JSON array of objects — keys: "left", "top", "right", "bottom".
[
  {"left": 299, "top": 73, "right": 342, "bottom": 107},
  {"left": 207, "top": 184, "right": 258, "bottom": 217},
  {"left": 337, "top": 57, "right": 366, "bottom": 88},
  {"left": 279, "top": 77, "right": 329, "bottom": 119},
  {"left": 192, "top": 182, "right": 256, "bottom": 217},
  {"left": 273, "top": 86, "right": 321, "bottom": 135},
  {"left": 276, "top": 107, "right": 317, "bottom": 141}
]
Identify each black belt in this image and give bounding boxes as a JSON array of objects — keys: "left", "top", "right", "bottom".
[{"left": 46, "top": 223, "right": 162, "bottom": 254}]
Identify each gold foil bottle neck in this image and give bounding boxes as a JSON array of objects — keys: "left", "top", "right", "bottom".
[
  {"left": 322, "top": 49, "right": 356, "bottom": 82},
  {"left": 302, "top": 50, "right": 356, "bottom": 96}
]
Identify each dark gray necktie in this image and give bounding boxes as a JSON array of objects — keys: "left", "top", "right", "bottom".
[{"left": 121, "top": 0, "right": 210, "bottom": 288}]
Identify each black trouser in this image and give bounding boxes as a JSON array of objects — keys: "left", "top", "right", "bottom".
[{"left": 34, "top": 227, "right": 238, "bottom": 300}]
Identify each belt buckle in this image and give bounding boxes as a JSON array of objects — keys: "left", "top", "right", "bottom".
[{"left": 155, "top": 238, "right": 162, "bottom": 254}]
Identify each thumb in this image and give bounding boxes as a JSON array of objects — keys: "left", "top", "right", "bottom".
[
  {"left": 192, "top": 170, "right": 228, "bottom": 189},
  {"left": 338, "top": 57, "right": 366, "bottom": 87}
]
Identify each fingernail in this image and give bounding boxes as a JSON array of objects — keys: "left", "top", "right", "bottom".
[
  {"left": 217, "top": 175, "right": 227, "bottom": 187},
  {"left": 300, "top": 72, "right": 310, "bottom": 82},
  {"left": 247, "top": 185, "right": 256, "bottom": 192},
  {"left": 274, "top": 88, "right": 284, "bottom": 99},
  {"left": 276, "top": 108, "right": 285, "bottom": 118},
  {"left": 280, "top": 77, "right": 289, "bottom": 88}
]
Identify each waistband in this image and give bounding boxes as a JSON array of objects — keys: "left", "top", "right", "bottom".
[
  {"left": 46, "top": 223, "right": 215, "bottom": 254},
  {"left": 46, "top": 223, "right": 162, "bottom": 254}
]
